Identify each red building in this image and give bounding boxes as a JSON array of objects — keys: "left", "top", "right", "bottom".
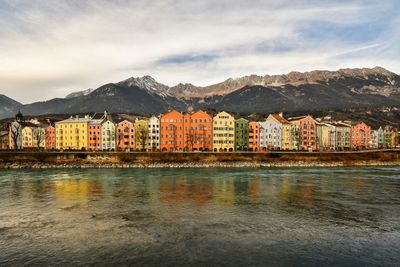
[
  {"left": 88, "top": 113, "right": 105, "bottom": 151},
  {"left": 351, "top": 122, "right": 371, "bottom": 149},
  {"left": 45, "top": 125, "right": 56, "bottom": 150},
  {"left": 288, "top": 115, "right": 317, "bottom": 150}
]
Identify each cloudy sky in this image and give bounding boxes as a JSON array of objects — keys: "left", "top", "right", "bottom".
[{"left": 0, "top": 0, "right": 399, "bottom": 103}]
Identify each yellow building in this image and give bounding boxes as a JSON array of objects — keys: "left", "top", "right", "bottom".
[
  {"left": 134, "top": 118, "right": 149, "bottom": 151},
  {"left": 391, "top": 130, "right": 398, "bottom": 148},
  {"left": 213, "top": 111, "right": 235, "bottom": 152},
  {"left": 22, "top": 127, "right": 34, "bottom": 148},
  {"left": 316, "top": 123, "right": 330, "bottom": 150},
  {"left": 22, "top": 126, "right": 45, "bottom": 149},
  {"left": 55, "top": 116, "right": 91, "bottom": 150}
]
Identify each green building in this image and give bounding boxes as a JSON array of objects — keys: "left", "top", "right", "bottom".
[{"left": 235, "top": 118, "right": 249, "bottom": 151}]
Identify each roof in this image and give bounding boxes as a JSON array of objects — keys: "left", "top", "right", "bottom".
[
  {"left": 55, "top": 117, "right": 91, "bottom": 124},
  {"left": 330, "top": 121, "right": 351, "bottom": 127},
  {"left": 92, "top": 113, "right": 105, "bottom": 120},
  {"left": 287, "top": 115, "right": 308, "bottom": 121},
  {"left": 89, "top": 119, "right": 103, "bottom": 125},
  {"left": 268, "top": 114, "right": 290, "bottom": 124},
  {"left": 117, "top": 119, "right": 133, "bottom": 125}
]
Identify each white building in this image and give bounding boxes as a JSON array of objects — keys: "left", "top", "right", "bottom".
[
  {"left": 148, "top": 115, "right": 160, "bottom": 151},
  {"left": 101, "top": 117, "right": 116, "bottom": 151},
  {"left": 370, "top": 130, "right": 379, "bottom": 149},
  {"left": 259, "top": 115, "right": 283, "bottom": 150}
]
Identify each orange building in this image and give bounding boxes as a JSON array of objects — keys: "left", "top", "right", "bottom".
[
  {"left": 160, "top": 110, "right": 213, "bottom": 152},
  {"left": 249, "top": 121, "right": 260, "bottom": 151},
  {"left": 185, "top": 110, "right": 213, "bottom": 151},
  {"left": 116, "top": 120, "right": 135, "bottom": 151},
  {"left": 351, "top": 122, "right": 371, "bottom": 149},
  {"left": 45, "top": 125, "right": 56, "bottom": 150},
  {"left": 160, "top": 110, "right": 184, "bottom": 152},
  {"left": 288, "top": 115, "right": 317, "bottom": 151}
]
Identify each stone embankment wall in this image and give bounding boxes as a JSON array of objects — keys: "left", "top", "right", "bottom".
[{"left": 0, "top": 151, "right": 399, "bottom": 169}]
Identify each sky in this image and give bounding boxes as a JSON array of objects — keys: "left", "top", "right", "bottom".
[{"left": 0, "top": 0, "right": 399, "bottom": 104}]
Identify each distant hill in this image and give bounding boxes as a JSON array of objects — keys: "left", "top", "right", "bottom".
[
  {"left": 0, "top": 67, "right": 399, "bottom": 121},
  {"left": 0, "top": 94, "right": 22, "bottom": 116}
]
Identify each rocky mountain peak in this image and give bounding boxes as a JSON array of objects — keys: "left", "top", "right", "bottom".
[{"left": 117, "top": 75, "right": 170, "bottom": 97}]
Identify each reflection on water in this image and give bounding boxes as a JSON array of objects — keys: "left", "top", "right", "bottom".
[{"left": 1, "top": 167, "right": 400, "bottom": 266}]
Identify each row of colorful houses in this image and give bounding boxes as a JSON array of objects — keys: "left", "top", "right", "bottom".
[{"left": 2, "top": 110, "right": 399, "bottom": 151}]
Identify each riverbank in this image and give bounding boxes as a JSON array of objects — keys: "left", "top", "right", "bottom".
[{"left": 0, "top": 150, "right": 399, "bottom": 168}]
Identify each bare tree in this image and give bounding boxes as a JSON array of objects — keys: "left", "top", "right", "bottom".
[
  {"left": 33, "top": 128, "right": 45, "bottom": 149},
  {"left": 11, "top": 123, "right": 21, "bottom": 150},
  {"left": 186, "top": 127, "right": 201, "bottom": 151},
  {"left": 138, "top": 128, "right": 148, "bottom": 151}
]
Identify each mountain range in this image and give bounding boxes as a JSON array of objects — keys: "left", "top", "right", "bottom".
[{"left": 1, "top": 67, "right": 399, "bottom": 120}]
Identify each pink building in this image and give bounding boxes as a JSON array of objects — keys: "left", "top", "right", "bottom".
[
  {"left": 351, "top": 122, "right": 371, "bottom": 149},
  {"left": 288, "top": 115, "right": 317, "bottom": 150},
  {"left": 116, "top": 120, "right": 135, "bottom": 151},
  {"left": 45, "top": 125, "right": 56, "bottom": 150}
]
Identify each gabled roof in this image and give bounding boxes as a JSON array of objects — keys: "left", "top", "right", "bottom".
[
  {"left": 92, "top": 113, "right": 105, "bottom": 120},
  {"left": 161, "top": 110, "right": 183, "bottom": 117},
  {"left": 190, "top": 110, "right": 212, "bottom": 119},
  {"left": 330, "top": 121, "right": 351, "bottom": 127},
  {"left": 268, "top": 114, "right": 290, "bottom": 124},
  {"left": 117, "top": 119, "right": 133, "bottom": 125},
  {"left": 287, "top": 115, "right": 308, "bottom": 121}
]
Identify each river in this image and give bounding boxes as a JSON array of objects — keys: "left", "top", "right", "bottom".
[{"left": 1, "top": 167, "right": 400, "bottom": 266}]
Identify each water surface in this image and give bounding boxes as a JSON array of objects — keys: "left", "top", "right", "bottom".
[{"left": 1, "top": 167, "right": 400, "bottom": 266}]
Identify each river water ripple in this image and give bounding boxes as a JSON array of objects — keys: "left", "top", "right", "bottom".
[{"left": 0, "top": 167, "right": 400, "bottom": 266}]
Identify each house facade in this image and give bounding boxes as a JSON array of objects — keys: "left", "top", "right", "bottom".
[
  {"left": 370, "top": 130, "right": 379, "bottom": 149},
  {"left": 160, "top": 110, "right": 184, "bottom": 152},
  {"left": 116, "top": 120, "right": 135, "bottom": 151},
  {"left": 332, "top": 122, "right": 351, "bottom": 150},
  {"left": 45, "top": 125, "right": 56, "bottom": 150},
  {"left": 55, "top": 116, "right": 90, "bottom": 150},
  {"left": 377, "top": 127, "right": 384, "bottom": 149},
  {"left": 316, "top": 123, "right": 330, "bottom": 150},
  {"left": 235, "top": 118, "right": 249, "bottom": 151},
  {"left": 184, "top": 110, "right": 213, "bottom": 152},
  {"left": 135, "top": 119, "right": 149, "bottom": 151},
  {"left": 212, "top": 111, "right": 235, "bottom": 152},
  {"left": 351, "top": 122, "right": 371, "bottom": 149},
  {"left": 0, "top": 129, "right": 9, "bottom": 150},
  {"left": 148, "top": 116, "right": 160, "bottom": 151},
  {"left": 22, "top": 126, "right": 45, "bottom": 149},
  {"left": 260, "top": 114, "right": 286, "bottom": 150},
  {"left": 288, "top": 115, "right": 317, "bottom": 151},
  {"left": 248, "top": 122, "right": 260, "bottom": 152},
  {"left": 88, "top": 119, "right": 103, "bottom": 151},
  {"left": 101, "top": 119, "right": 115, "bottom": 151}
]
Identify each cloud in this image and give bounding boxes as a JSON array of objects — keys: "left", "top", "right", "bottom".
[{"left": 0, "top": 0, "right": 398, "bottom": 103}]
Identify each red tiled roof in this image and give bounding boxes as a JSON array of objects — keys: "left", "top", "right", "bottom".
[{"left": 270, "top": 114, "right": 290, "bottom": 124}]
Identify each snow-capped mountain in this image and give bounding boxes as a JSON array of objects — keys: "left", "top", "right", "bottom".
[
  {"left": 66, "top": 89, "right": 95, "bottom": 98},
  {"left": 0, "top": 67, "right": 399, "bottom": 121}
]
